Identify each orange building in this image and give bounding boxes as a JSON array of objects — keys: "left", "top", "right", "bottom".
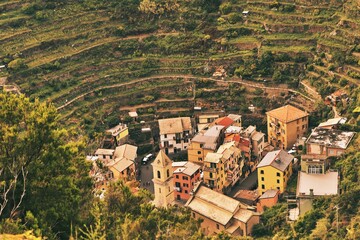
[
  {"left": 266, "top": 105, "right": 308, "bottom": 150},
  {"left": 257, "top": 189, "right": 279, "bottom": 213},
  {"left": 172, "top": 161, "right": 201, "bottom": 201}
]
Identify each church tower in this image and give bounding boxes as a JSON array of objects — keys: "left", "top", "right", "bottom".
[{"left": 152, "top": 150, "right": 174, "bottom": 208}]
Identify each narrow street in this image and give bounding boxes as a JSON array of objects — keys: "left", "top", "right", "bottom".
[{"left": 229, "top": 171, "right": 258, "bottom": 198}]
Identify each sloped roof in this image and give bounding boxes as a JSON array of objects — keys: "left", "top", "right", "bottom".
[
  {"left": 257, "top": 150, "right": 294, "bottom": 172},
  {"left": 186, "top": 185, "right": 240, "bottom": 225},
  {"left": 252, "top": 131, "right": 265, "bottom": 141},
  {"left": 110, "top": 159, "right": 134, "bottom": 174},
  {"left": 215, "top": 117, "right": 234, "bottom": 127},
  {"left": 95, "top": 149, "right": 114, "bottom": 156},
  {"left": 174, "top": 162, "right": 201, "bottom": 176},
  {"left": 158, "top": 117, "right": 192, "bottom": 135},
  {"left": 266, "top": 105, "right": 308, "bottom": 123},
  {"left": 259, "top": 189, "right": 279, "bottom": 199},
  {"left": 318, "top": 117, "right": 347, "bottom": 128},
  {"left": 152, "top": 150, "right": 172, "bottom": 167},
  {"left": 114, "top": 144, "right": 137, "bottom": 161},
  {"left": 205, "top": 152, "right": 222, "bottom": 163},
  {"left": 227, "top": 114, "right": 241, "bottom": 122}
]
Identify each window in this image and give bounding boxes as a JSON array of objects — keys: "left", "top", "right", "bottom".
[
  {"left": 176, "top": 175, "right": 179, "bottom": 179},
  {"left": 197, "top": 151, "right": 201, "bottom": 154},
  {"left": 164, "top": 134, "right": 167, "bottom": 138},
  {"left": 175, "top": 182, "right": 181, "bottom": 187},
  {"left": 261, "top": 177, "right": 264, "bottom": 181},
  {"left": 185, "top": 190, "right": 188, "bottom": 194},
  {"left": 159, "top": 188, "right": 161, "bottom": 193},
  {"left": 198, "top": 157, "right": 202, "bottom": 161},
  {"left": 308, "top": 165, "right": 323, "bottom": 174},
  {"left": 210, "top": 173, "right": 213, "bottom": 178},
  {"left": 277, "top": 187, "right": 280, "bottom": 190},
  {"left": 277, "top": 179, "right": 280, "bottom": 184},
  {"left": 103, "top": 155, "right": 106, "bottom": 159},
  {"left": 260, "top": 170, "right": 264, "bottom": 174},
  {"left": 192, "top": 212, "right": 195, "bottom": 218},
  {"left": 167, "top": 169, "right": 170, "bottom": 178},
  {"left": 216, "top": 224, "right": 220, "bottom": 230},
  {"left": 110, "top": 155, "right": 112, "bottom": 159},
  {"left": 276, "top": 172, "right": 280, "bottom": 177},
  {"left": 182, "top": 176, "right": 188, "bottom": 180},
  {"left": 261, "top": 184, "right": 265, "bottom": 189},
  {"left": 210, "top": 163, "right": 216, "bottom": 168},
  {"left": 157, "top": 171, "right": 161, "bottom": 179}
]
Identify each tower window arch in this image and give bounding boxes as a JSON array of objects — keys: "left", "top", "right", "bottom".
[
  {"left": 157, "top": 171, "right": 161, "bottom": 179},
  {"left": 167, "top": 169, "right": 170, "bottom": 178}
]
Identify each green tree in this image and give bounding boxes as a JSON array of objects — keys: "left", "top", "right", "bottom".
[{"left": 0, "top": 93, "right": 93, "bottom": 238}]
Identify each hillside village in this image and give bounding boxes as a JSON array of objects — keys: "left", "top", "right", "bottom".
[{"left": 89, "top": 103, "right": 356, "bottom": 237}]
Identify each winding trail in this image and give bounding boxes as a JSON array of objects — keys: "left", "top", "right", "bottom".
[{"left": 56, "top": 74, "right": 317, "bottom": 111}]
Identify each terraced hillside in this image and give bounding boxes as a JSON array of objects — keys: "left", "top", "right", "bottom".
[{"left": 0, "top": 0, "right": 359, "bottom": 138}]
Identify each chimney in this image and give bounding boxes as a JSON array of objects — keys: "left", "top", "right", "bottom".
[{"left": 309, "top": 189, "right": 314, "bottom": 197}]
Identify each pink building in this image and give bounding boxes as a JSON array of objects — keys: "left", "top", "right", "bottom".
[{"left": 172, "top": 161, "right": 201, "bottom": 201}]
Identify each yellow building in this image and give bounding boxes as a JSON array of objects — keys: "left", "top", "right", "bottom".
[
  {"left": 152, "top": 150, "right": 174, "bottom": 208},
  {"left": 266, "top": 105, "right": 308, "bottom": 150},
  {"left": 203, "top": 142, "right": 243, "bottom": 193},
  {"left": 188, "top": 125, "right": 225, "bottom": 166},
  {"left": 257, "top": 150, "right": 294, "bottom": 195}
]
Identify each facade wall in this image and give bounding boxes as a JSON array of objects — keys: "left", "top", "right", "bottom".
[
  {"left": 257, "top": 164, "right": 292, "bottom": 195},
  {"left": 192, "top": 211, "right": 225, "bottom": 235},
  {"left": 257, "top": 195, "right": 279, "bottom": 212},
  {"left": 188, "top": 142, "right": 214, "bottom": 165},
  {"left": 110, "top": 163, "right": 135, "bottom": 181},
  {"left": 117, "top": 128, "right": 129, "bottom": 142},
  {"left": 174, "top": 171, "right": 201, "bottom": 201},
  {"left": 267, "top": 115, "right": 308, "bottom": 149},
  {"left": 245, "top": 215, "right": 260, "bottom": 236},
  {"left": 301, "top": 160, "right": 326, "bottom": 174},
  {"left": 252, "top": 136, "right": 265, "bottom": 157},
  {"left": 160, "top": 133, "right": 191, "bottom": 154}
]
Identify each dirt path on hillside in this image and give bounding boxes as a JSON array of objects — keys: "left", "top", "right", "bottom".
[{"left": 57, "top": 75, "right": 317, "bottom": 110}]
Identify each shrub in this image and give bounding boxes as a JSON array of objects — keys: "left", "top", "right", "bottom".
[
  {"left": 227, "top": 13, "right": 242, "bottom": 24},
  {"left": 219, "top": 3, "right": 232, "bottom": 14},
  {"left": 339, "top": 78, "right": 348, "bottom": 87},
  {"left": 8, "top": 58, "right": 27, "bottom": 71}
]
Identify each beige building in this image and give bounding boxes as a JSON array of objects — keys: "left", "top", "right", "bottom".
[
  {"left": 158, "top": 117, "right": 193, "bottom": 154},
  {"left": 186, "top": 183, "right": 260, "bottom": 236},
  {"left": 152, "top": 150, "right": 174, "bottom": 208},
  {"left": 187, "top": 125, "right": 225, "bottom": 166},
  {"left": 266, "top": 105, "right": 308, "bottom": 150}
]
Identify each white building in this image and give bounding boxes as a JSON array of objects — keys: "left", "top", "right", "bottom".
[{"left": 158, "top": 117, "right": 193, "bottom": 154}]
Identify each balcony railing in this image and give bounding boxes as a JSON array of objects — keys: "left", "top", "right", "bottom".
[{"left": 203, "top": 166, "right": 217, "bottom": 173}]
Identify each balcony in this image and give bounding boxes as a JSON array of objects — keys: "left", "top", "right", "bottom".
[{"left": 174, "top": 187, "right": 181, "bottom": 192}]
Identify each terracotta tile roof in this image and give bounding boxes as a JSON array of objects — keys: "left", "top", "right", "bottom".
[
  {"left": 114, "top": 144, "right": 137, "bottom": 161},
  {"left": 158, "top": 117, "right": 192, "bottom": 135},
  {"left": 215, "top": 117, "right": 234, "bottom": 127},
  {"left": 266, "top": 105, "right": 308, "bottom": 123}
]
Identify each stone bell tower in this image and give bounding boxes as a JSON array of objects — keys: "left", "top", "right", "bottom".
[{"left": 152, "top": 150, "right": 174, "bottom": 208}]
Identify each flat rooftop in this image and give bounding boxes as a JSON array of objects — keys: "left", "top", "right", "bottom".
[
  {"left": 297, "top": 171, "right": 338, "bottom": 196},
  {"left": 306, "top": 127, "right": 355, "bottom": 149}
]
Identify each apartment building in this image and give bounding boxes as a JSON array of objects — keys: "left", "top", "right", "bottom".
[
  {"left": 266, "top": 105, "right": 308, "bottom": 149},
  {"left": 257, "top": 150, "right": 294, "bottom": 195},
  {"left": 187, "top": 125, "right": 225, "bottom": 166},
  {"left": 172, "top": 161, "right": 201, "bottom": 201},
  {"left": 158, "top": 117, "right": 193, "bottom": 154}
]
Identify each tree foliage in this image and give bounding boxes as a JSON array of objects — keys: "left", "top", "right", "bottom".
[{"left": 0, "top": 93, "right": 93, "bottom": 238}]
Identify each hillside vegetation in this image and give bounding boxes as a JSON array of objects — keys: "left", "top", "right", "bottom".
[
  {"left": 0, "top": 1, "right": 359, "bottom": 239},
  {"left": 0, "top": 0, "right": 359, "bottom": 139}
]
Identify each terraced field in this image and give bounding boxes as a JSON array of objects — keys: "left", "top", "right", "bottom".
[{"left": 0, "top": 0, "right": 359, "bottom": 138}]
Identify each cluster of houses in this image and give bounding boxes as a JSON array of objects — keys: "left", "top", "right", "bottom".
[{"left": 88, "top": 104, "right": 355, "bottom": 237}]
